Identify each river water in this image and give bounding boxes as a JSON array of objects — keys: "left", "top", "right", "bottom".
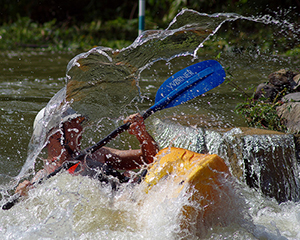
[{"left": 1, "top": 9, "right": 300, "bottom": 239}]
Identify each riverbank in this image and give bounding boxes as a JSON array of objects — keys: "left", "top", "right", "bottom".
[
  {"left": 1, "top": 14, "right": 300, "bottom": 56},
  {"left": 0, "top": 17, "right": 135, "bottom": 51}
]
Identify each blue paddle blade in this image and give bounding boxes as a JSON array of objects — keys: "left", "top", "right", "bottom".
[{"left": 151, "top": 60, "right": 225, "bottom": 112}]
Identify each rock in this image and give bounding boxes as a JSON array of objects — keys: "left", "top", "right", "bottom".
[
  {"left": 253, "top": 83, "right": 278, "bottom": 101},
  {"left": 277, "top": 92, "right": 300, "bottom": 134},
  {"left": 240, "top": 132, "right": 298, "bottom": 203},
  {"left": 268, "top": 69, "right": 296, "bottom": 91},
  {"left": 294, "top": 134, "right": 300, "bottom": 164},
  {"left": 151, "top": 116, "right": 300, "bottom": 203},
  {"left": 254, "top": 69, "right": 299, "bottom": 101},
  {"left": 269, "top": 69, "right": 288, "bottom": 86},
  {"left": 254, "top": 69, "right": 299, "bottom": 102},
  {"left": 281, "top": 92, "right": 300, "bottom": 102},
  {"left": 277, "top": 101, "right": 300, "bottom": 134},
  {"left": 292, "top": 74, "right": 300, "bottom": 91},
  {"left": 205, "top": 127, "right": 299, "bottom": 203}
]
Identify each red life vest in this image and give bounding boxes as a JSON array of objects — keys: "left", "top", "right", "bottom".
[{"left": 67, "top": 161, "right": 81, "bottom": 174}]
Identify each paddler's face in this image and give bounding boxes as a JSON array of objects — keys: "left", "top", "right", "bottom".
[
  {"left": 47, "top": 116, "right": 84, "bottom": 162},
  {"left": 63, "top": 116, "right": 84, "bottom": 152}
]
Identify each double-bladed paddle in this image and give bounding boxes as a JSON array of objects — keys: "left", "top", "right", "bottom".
[{"left": 2, "top": 59, "right": 225, "bottom": 210}]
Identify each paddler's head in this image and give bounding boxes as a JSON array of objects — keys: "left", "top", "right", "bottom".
[{"left": 33, "top": 107, "right": 85, "bottom": 164}]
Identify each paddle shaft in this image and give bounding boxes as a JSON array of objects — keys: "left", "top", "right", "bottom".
[{"left": 74, "top": 108, "right": 154, "bottom": 160}]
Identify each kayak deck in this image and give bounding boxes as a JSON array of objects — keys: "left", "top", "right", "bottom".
[{"left": 144, "top": 147, "right": 232, "bottom": 234}]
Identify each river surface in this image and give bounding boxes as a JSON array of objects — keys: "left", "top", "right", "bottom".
[{"left": 1, "top": 9, "right": 300, "bottom": 239}]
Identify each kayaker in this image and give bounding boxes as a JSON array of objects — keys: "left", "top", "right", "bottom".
[{"left": 15, "top": 108, "right": 159, "bottom": 196}]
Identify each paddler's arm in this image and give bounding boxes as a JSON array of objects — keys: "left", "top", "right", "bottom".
[
  {"left": 125, "top": 113, "right": 159, "bottom": 164},
  {"left": 15, "top": 180, "right": 32, "bottom": 196},
  {"left": 15, "top": 169, "right": 48, "bottom": 196},
  {"left": 97, "top": 113, "right": 159, "bottom": 170},
  {"left": 96, "top": 147, "right": 146, "bottom": 170}
]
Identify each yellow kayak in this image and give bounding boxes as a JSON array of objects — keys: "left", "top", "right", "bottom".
[{"left": 144, "top": 147, "right": 231, "bottom": 231}]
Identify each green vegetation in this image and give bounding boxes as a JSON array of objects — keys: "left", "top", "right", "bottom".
[
  {"left": 0, "top": 0, "right": 299, "bottom": 52},
  {"left": 235, "top": 99, "right": 287, "bottom": 132},
  {"left": 0, "top": 17, "right": 137, "bottom": 51},
  {"left": 225, "top": 70, "right": 288, "bottom": 132}
]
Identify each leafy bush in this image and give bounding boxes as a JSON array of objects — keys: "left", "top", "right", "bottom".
[
  {"left": 235, "top": 98, "right": 287, "bottom": 132},
  {"left": 0, "top": 17, "right": 135, "bottom": 51}
]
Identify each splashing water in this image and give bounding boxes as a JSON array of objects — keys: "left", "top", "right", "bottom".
[
  {"left": 18, "top": 9, "right": 300, "bottom": 178},
  {"left": 1, "top": 164, "right": 247, "bottom": 239},
  {"left": 1, "top": 8, "right": 300, "bottom": 240}
]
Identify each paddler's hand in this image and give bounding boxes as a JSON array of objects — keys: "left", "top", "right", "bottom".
[
  {"left": 15, "top": 180, "right": 32, "bottom": 196},
  {"left": 124, "top": 113, "right": 147, "bottom": 140},
  {"left": 124, "top": 113, "right": 159, "bottom": 165}
]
